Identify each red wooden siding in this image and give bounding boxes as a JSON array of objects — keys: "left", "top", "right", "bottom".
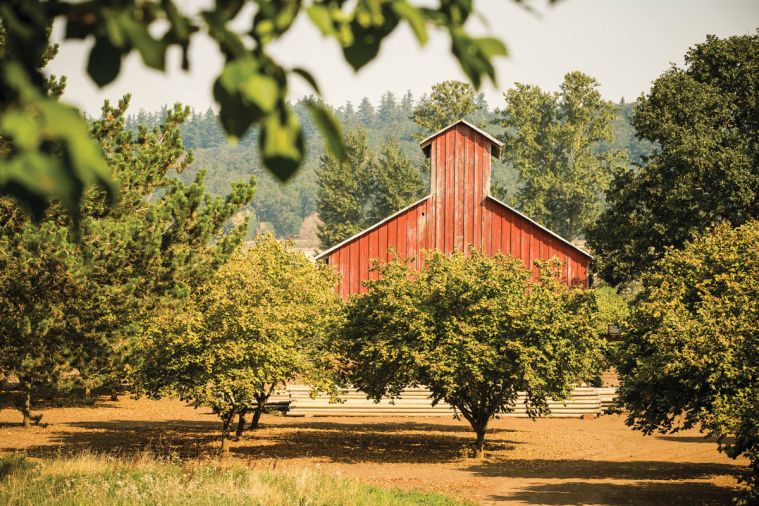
[{"left": 318, "top": 120, "right": 592, "bottom": 298}]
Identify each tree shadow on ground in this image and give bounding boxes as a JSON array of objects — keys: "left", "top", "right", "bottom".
[
  {"left": 465, "top": 458, "right": 742, "bottom": 481},
  {"left": 489, "top": 480, "right": 739, "bottom": 505},
  {"left": 10, "top": 418, "right": 521, "bottom": 464},
  {"left": 655, "top": 434, "right": 731, "bottom": 445}
]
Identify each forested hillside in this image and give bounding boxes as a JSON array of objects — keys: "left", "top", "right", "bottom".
[{"left": 126, "top": 92, "right": 652, "bottom": 242}]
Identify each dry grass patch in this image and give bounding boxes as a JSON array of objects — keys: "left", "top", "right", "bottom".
[{"left": 0, "top": 453, "right": 468, "bottom": 506}]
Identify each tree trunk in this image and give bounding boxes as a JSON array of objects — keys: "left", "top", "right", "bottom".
[
  {"left": 84, "top": 385, "right": 92, "bottom": 399},
  {"left": 220, "top": 411, "right": 234, "bottom": 455},
  {"left": 250, "top": 406, "right": 264, "bottom": 430},
  {"left": 474, "top": 429, "right": 486, "bottom": 459},
  {"left": 235, "top": 411, "right": 247, "bottom": 439},
  {"left": 21, "top": 386, "right": 32, "bottom": 429}
]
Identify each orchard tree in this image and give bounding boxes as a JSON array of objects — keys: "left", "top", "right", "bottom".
[
  {"left": 496, "top": 71, "right": 624, "bottom": 240},
  {"left": 0, "top": 0, "right": 510, "bottom": 219},
  {"left": 316, "top": 131, "right": 425, "bottom": 249},
  {"left": 616, "top": 221, "right": 758, "bottom": 502},
  {"left": 138, "top": 234, "right": 341, "bottom": 453},
  {"left": 340, "top": 251, "right": 603, "bottom": 457},
  {"left": 411, "top": 80, "right": 478, "bottom": 133},
  {"left": 587, "top": 33, "right": 759, "bottom": 285},
  {"left": 0, "top": 98, "right": 255, "bottom": 425}
]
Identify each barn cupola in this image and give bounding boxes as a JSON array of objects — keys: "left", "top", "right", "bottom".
[{"left": 419, "top": 120, "right": 504, "bottom": 253}]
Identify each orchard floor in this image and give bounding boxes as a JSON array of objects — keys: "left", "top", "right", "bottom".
[{"left": 0, "top": 397, "right": 747, "bottom": 505}]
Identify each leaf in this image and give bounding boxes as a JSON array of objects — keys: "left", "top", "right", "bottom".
[
  {"left": 119, "top": 15, "right": 166, "bottom": 70},
  {"left": 476, "top": 36, "right": 508, "bottom": 58},
  {"left": 292, "top": 67, "right": 321, "bottom": 94},
  {"left": 306, "top": 5, "right": 335, "bottom": 37},
  {"left": 305, "top": 100, "right": 345, "bottom": 160},
  {"left": 240, "top": 74, "right": 279, "bottom": 114},
  {"left": 88, "top": 37, "right": 122, "bottom": 87},
  {"left": 259, "top": 109, "right": 305, "bottom": 181},
  {"left": 1, "top": 111, "right": 39, "bottom": 151},
  {"left": 392, "top": 1, "right": 428, "bottom": 45}
]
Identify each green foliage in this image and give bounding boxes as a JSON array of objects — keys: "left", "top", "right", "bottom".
[
  {"left": 411, "top": 80, "right": 479, "bottom": 134},
  {"left": 587, "top": 33, "right": 759, "bottom": 285},
  {"left": 616, "top": 221, "right": 758, "bottom": 502},
  {"left": 496, "top": 71, "right": 625, "bottom": 240},
  {"left": 0, "top": 97, "right": 255, "bottom": 425},
  {"left": 0, "top": 454, "right": 467, "bottom": 506},
  {"left": 339, "top": 251, "right": 604, "bottom": 455},
  {"left": 138, "top": 234, "right": 341, "bottom": 448},
  {"left": 0, "top": 1, "right": 508, "bottom": 220},
  {"left": 316, "top": 130, "right": 425, "bottom": 249}
]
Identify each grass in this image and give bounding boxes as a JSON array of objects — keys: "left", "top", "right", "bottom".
[{"left": 0, "top": 453, "right": 467, "bottom": 506}]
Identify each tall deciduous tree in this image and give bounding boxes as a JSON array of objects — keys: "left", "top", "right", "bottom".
[
  {"left": 316, "top": 131, "right": 425, "bottom": 249},
  {"left": 0, "top": 97, "right": 255, "bottom": 426},
  {"left": 496, "top": 71, "right": 623, "bottom": 240},
  {"left": 616, "top": 221, "right": 758, "bottom": 502},
  {"left": 587, "top": 34, "right": 759, "bottom": 286},
  {"left": 339, "top": 251, "right": 603, "bottom": 457},
  {"left": 411, "top": 80, "right": 478, "bottom": 134},
  {"left": 138, "top": 234, "right": 341, "bottom": 453}
]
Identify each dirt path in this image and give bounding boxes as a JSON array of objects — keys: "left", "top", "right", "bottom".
[{"left": 0, "top": 397, "right": 745, "bottom": 504}]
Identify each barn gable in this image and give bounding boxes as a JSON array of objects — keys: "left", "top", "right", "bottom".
[{"left": 315, "top": 120, "right": 592, "bottom": 297}]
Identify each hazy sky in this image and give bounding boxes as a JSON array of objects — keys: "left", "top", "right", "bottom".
[{"left": 48, "top": 0, "right": 758, "bottom": 116}]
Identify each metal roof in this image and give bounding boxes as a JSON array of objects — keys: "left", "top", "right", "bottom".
[
  {"left": 314, "top": 195, "right": 431, "bottom": 261},
  {"left": 486, "top": 195, "right": 594, "bottom": 259},
  {"left": 419, "top": 119, "right": 503, "bottom": 159}
]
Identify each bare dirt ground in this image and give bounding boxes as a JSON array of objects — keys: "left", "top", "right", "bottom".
[{"left": 0, "top": 397, "right": 746, "bottom": 505}]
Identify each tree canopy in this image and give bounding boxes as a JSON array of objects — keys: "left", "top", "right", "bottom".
[
  {"left": 496, "top": 71, "right": 624, "bottom": 240},
  {"left": 339, "top": 251, "right": 603, "bottom": 456},
  {"left": 0, "top": 97, "right": 255, "bottom": 426},
  {"left": 587, "top": 33, "right": 759, "bottom": 285},
  {"left": 138, "top": 234, "right": 341, "bottom": 452},
  {"left": 616, "top": 220, "right": 758, "bottom": 502},
  {"left": 411, "top": 80, "right": 479, "bottom": 134}
]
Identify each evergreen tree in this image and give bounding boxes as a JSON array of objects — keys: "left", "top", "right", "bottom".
[
  {"left": 377, "top": 92, "right": 399, "bottom": 126},
  {"left": 357, "top": 97, "right": 376, "bottom": 127},
  {"left": 316, "top": 131, "right": 427, "bottom": 250},
  {"left": 316, "top": 130, "right": 374, "bottom": 249}
]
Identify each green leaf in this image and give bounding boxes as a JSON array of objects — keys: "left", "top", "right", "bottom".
[
  {"left": 240, "top": 74, "right": 279, "bottom": 114},
  {"left": 259, "top": 110, "right": 305, "bottom": 181},
  {"left": 305, "top": 100, "right": 345, "bottom": 160},
  {"left": 476, "top": 37, "right": 508, "bottom": 58},
  {"left": 392, "top": 1, "right": 428, "bottom": 45},
  {"left": 119, "top": 15, "right": 166, "bottom": 70},
  {"left": 1, "top": 111, "right": 39, "bottom": 151},
  {"left": 88, "top": 37, "right": 122, "bottom": 87},
  {"left": 306, "top": 5, "right": 335, "bottom": 37},
  {"left": 292, "top": 67, "right": 321, "bottom": 94}
]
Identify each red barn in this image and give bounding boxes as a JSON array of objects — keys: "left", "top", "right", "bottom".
[{"left": 315, "top": 120, "right": 592, "bottom": 298}]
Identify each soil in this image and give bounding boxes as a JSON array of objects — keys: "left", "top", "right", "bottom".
[{"left": 0, "top": 397, "right": 746, "bottom": 505}]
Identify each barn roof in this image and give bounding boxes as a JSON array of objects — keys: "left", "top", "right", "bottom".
[
  {"left": 419, "top": 119, "right": 504, "bottom": 159},
  {"left": 486, "top": 195, "right": 593, "bottom": 259},
  {"left": 314, "top": 195, "right": 431, "bottom": 260},
  {"left": 314, "top": 193, "right": 593, "bottom": 261}
]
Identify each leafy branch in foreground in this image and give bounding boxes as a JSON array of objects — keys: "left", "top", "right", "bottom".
[{"left": 0, "top": 0, "right": 512, "bottom": 220}]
